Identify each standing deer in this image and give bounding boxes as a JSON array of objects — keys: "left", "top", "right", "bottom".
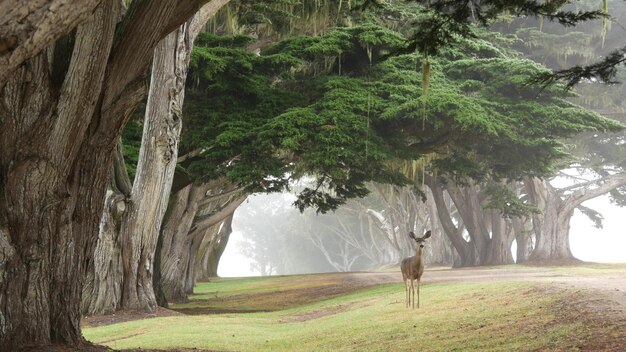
[{"left": 401, "top": 230, "right": 431, "bottom": 309}]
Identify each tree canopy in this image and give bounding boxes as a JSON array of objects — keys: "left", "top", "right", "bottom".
[{"left": 163, "top": 3, "right": 622, "bottom": 214}]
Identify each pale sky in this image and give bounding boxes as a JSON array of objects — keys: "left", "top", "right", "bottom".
[{"left": 218, "top": 194, "right": 626, "bottom": 277}]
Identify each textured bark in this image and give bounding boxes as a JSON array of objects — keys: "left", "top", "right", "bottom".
[
  {"left": 0, "top": 0, "right": 217, "bottom": 348},
  {"left": 446, "top": 183, "right": 491, "bottom": 263},
  {"left": 512, "top": 217, "right": 532, "bottom": 263},
  {"left": 0, "top": 0, "right": 104, "bottom": 86},
  {"left": 158, "top": 178, "right": 245, "bottom": 303},
  {"left": 81, "top": 141, "right": 130, "bottom": 315},
  {"left": 119, "top": 24, "right": 188, "bottom": 312},
  {"left": 0, "top": 1, "right": 120, "bottom": 346},
  {"left": 82, "top": 0, "right": 231, "bottom": 314},
  {"left": 156, "top": 184, "right": 208, "bottom": 303},
  {"left": 184, "top": 225, "right": 217, "bottom": 294},
  {"left": 441, "top": 180, "right": 518, "bottom": 265},
  {"left": 526, "top": 179, "right": 576, "bottom": 262},
  {"left": 525, "top": 178, "right": 570, "bottom": 261}
]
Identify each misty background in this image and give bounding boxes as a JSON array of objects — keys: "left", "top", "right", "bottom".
[{"left": 218, "top": 191, "right": 625, "bottom": 277}]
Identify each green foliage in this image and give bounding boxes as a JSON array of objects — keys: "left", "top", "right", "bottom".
[
  {"left": 483, "top": 182, "right": 541, "bottom": 218},
  {"left": 122, "top": 115, "right": 143, "bottom": 181},
  {"left": 179, "top": 4, "right": 623, "bottom": 213}
]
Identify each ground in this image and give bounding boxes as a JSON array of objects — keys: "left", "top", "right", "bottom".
[{"left": 22, "top": 264, "right": 626, "bottom": 351}]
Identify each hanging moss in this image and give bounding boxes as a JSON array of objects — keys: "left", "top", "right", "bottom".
[{"left": 176, "top": 4, "right": 624, "bottom": 213}]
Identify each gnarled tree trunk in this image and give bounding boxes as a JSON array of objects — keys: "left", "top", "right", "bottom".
[
  {"left": 512, "top": 217, "right": 533, "bottom": 263},
  {"left": 0, "top": 0, "right": 216, "bottom": 348},
  {"left": 81, "top": 141, "right": 130, "bottom": 315},
  {"left": 119, "top": 24, "right": 187, "bottom": 313},
  {"left": 425, "top": 175, "right": 479, "bottom": 267},
  {"left": 82, "top": 0, "right": 231, "bottom": 315},
  {"left": 526, "top": 178, "right": 575, "bottom": 262},
  {"left": 158, "top": 178, "right": 245, "bottom": 303},
  {"left": 483, "top": 210, "right": 515, "bottom": 265},
  {"left": 526, "top": 174, "right": 626, "bottom": 263}
]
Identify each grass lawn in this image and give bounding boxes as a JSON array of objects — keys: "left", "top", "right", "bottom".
[{"left": 83, "top": 277, "right": 605, "bottom": 351}]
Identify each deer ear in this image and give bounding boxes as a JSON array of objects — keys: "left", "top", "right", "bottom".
[
  {"left": 409, "top": 231, "right": 416, "bottom": 239},
  {"left": 423, "top": 230, "right": 432, "bottom": 239}
]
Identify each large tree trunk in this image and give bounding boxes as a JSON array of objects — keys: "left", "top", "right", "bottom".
[
  {"left": 445, "top": 182, "right": 492, "bottom": 264},
  {"left": 81, "top": 141, "right": 131, "bottom": 315},
  {"left": 512, "top": 217, "right": 533, "bottom": 263},
  {"left": 0, "top": 0, "right": 218, "bottom": 348},
  {"left": 0, "top": 1, "right": 120, "bottom": 346},
  {"left": 483, "top": 210, "right": 515, "bottom": 265},
  {"left": 526, "top": 178, "right": 577, "bottom": 262},
  {"left": 158, "top": 178, "right": 245, "bottom": 303},
  {"left": 158, "top": 184, "right": 208, "bottom": 303},
  {"left": 83, "top": 0, "right": 231, "bottom": 315},
  {"left": 424, "top": 188, "right": 455, "bottom": 266},
  {"left": 525, "top": 174, "right": 626, "bottom": 263},
  {"left": 119, "top": 24, "right": 187, "bottom": 313},
  {"left": 425, "top": 175, "right": 479, "bottom": 267},
  {"left": 0, "top": 0, "right": 104, "bottom": 86}
]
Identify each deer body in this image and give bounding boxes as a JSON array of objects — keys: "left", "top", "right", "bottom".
[{"left": 401, "top": 230, "right": 431, "bottom": 309}]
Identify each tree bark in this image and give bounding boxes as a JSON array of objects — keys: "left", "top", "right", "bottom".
[
  {"left": 0, "top": 0, "right": 219, "bottom": 348},
  {"left": 0, "top": 1, "right": 120, "bottom": 346},
  {"left": 424, "top": 187, "right": 455, "bottom": 266},
  {"left": 156, "top": 183, "right": 207, "bottom": 303},
  {"left": 425, "top": 175, "right": 479, "bottom": 267},
  {"left": 81, "top": 140, "right": 130, "bottom": 315},
  {"left": 0, "top": 0, "right": 104, "bottom": 87},
  {"left": 158, "top": 178, "right": 245, "bottom": 303},
  {"left": 510, "top": 216, "right": 532, "bottom": 263},
  {"left": 82, "top": 0, "right": 231, "bottom": 315},
  {"left": 119, "top": 21, "right": 188, "bottom": 313},
  {"left": 525, "top": 173, "right": 626, "bottom": 263}
]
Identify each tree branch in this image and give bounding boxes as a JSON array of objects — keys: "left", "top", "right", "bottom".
[
  {"left": 0, "top": 0, "right": 104, "bottom": 87},
  {"left": 563, "top": 172, "right": 626, "bottom": 214}
]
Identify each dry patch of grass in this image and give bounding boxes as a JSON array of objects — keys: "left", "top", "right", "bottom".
[{"left": 173, "top": 273, "right": 371, "bottom": 313}]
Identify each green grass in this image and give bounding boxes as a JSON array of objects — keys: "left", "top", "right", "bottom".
[
  {"left": 84, "top": 279, "right": 595, "bottom": 351},
  {"left": 185, "top": 275, "right": 304, "bottom": 301}
]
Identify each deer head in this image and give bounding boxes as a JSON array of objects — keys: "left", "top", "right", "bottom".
[{"left": 408, "top": 230, "right": 432, "bottom": 248}]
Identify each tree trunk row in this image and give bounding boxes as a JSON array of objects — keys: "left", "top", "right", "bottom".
[
  {"left": 0, "top": 1, "right": 229, "bottom": 348},
  {"left": 425, "top": 173, "right": 626, "bottom": 267}
]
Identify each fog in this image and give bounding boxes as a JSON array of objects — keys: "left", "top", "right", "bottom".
[{"left": 218, "top": 192, "right": 626, "bottom": 278}]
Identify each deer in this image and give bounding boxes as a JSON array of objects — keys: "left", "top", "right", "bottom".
[{"left": 401, "top": 230, "right": 431, "bottom": 309}]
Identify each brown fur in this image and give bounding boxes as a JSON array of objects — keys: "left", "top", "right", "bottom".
[{"left": 400, "top": 230, "right": 431, "bottom": 309}]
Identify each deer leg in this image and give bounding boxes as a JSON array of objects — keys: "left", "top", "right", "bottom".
[
  {"left": 417, "top": 280, "right": 420, "bottom": 309},
  {"left": 403, "top": 279, "right": 408, "bottom": 307},
  {"left": 406, "top": 280, "right": 410, "bottom": 308},
  {"left": 411, "top": 280, "right": 415, "bottom": 309}
]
